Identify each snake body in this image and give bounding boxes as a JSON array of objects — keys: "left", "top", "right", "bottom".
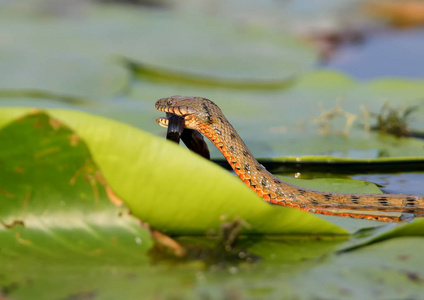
[{"left": 156, "top": 96, "right": 424, "bottom": 221}]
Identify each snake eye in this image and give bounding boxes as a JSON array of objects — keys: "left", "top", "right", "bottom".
[{"left": 167, "top": 99, "right": 174, "bottom": 105}]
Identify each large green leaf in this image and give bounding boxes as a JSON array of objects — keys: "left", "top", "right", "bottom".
[
  {"left": 0, "top": 111, "right": 153, "bottom": 261},
  {"left": 0, "top": 107, "right": 345, "bottom": 236},
  {"left": 0, "top": 107, "right": 352, "bottom": 299}
]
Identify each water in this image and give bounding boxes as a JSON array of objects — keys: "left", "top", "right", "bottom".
[{"left": 325, "top": 28, "right": 424, "bottom": 79}]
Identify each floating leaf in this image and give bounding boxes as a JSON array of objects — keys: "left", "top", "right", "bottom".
[
  {"left": 290, "top": 237, "right": 424, "bottom": 299},
  {"left": 0, "top": 110, "right": 152, "bottom": 262},
  {"left": 0, "top": 107, "right": 346, "bottom": 236}
]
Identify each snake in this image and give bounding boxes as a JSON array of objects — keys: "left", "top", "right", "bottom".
[{"left": 155, "top": 96, "right": 424, "bottom": 222}]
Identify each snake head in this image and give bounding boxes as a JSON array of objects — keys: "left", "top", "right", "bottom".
[{"left": 155, "top": 96, "right": 221, "bottom": 130}]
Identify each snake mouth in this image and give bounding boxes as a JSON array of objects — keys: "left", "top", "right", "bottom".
[
  {"left": 155, "top": 104, "right": 191, "bottom": 118},
  {"left": 155, "top": 103, "right": 169, "bottom": 113},
  {"left": 156, "top": 116, "right": 169, "bottom": 128}
]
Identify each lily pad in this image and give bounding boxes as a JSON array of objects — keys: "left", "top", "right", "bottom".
[
  {"left": 0, "top": 110, "right": 152, "bottom": 261},
  {"left": 0, "top": 2, "right": 317, "bottom": 97},
  {"left": 0, "top": 107, "right": 345, "bottom": 236},
  {"left": 86, "top": 5, "right": 318, "bottom": 81},
  {"left": 0, "top": 46, "right": 129, "bottom": 100},
  {"left": 282, "top": 176, "right": 383, "bottom": 193},
  {"left": 290, "top": 237, "right": 424, "bottom": 299},
  {"left": 0, "top": 109, "right": 342, "bottom": 300},
  {"left": 338, "top": 217, "right": 424, "bottom": 252}
]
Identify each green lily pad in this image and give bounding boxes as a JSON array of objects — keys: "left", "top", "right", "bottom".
[
  {"left": 337, "top": 217, "right": 424, "bottom": 252},
  {"left": 210, "top": 237, "right": 424, "bottom": 299},
  {"left": 282, "top": 176, "right": 383, "bottom": 193},
  {"left": 0, "top": 47, "right": 128, "bottom": 100},
  {"left": 0, "top": 110, "right": 153, "bottom": 261},
  {"left": 85, "top": 5, "right": 317, "bottom": 81},
  {"left": 0, "top": 2, "right": 316, "bottom": 99},
  {"left": 0, "top": 107, "right": 345, "bottom": 236},
  {"left": 290, "top": 237, "right": 424, "bottom": 298}
]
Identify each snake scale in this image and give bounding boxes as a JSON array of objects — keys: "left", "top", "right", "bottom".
[{"left": 156, "top": 96, "right": 424, "bottom": 222}]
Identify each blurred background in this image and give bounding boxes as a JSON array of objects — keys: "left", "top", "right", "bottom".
[{"left": 1, "top": 0, "right": 423, "bottom": 160}]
